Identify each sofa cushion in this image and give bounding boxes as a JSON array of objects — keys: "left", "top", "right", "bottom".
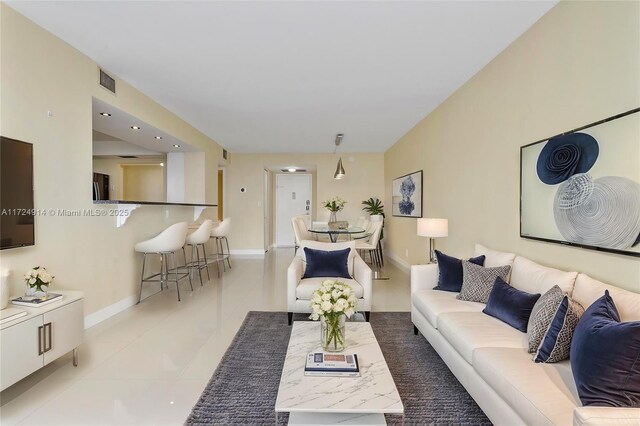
[
  {"left": 528, "top": 285, "right": 565, "bottom": 353},
  {"left": 483, "top": 277, "right": 540, "bottom": 332},
  {"left": 572, "top": 274, "right": 640, "bottom": 322},
  {"left": 534, "top": 296, "right": 584, "bottom": 363},
  {"left": 412, "top": 289, "right": 485, "bottom": 329},
  {"left": 437, "top": 311, "right": 527, "bottom": 364},
  {"left": 474, "top": 244, "right": 516, "bottom": 268},
  {"left": 433, "top": 250, "right": 485, "bottom": 292},
  {"left": 296, "top": 278, "right": 363, "bottom": 300},
  {"left": 302, "top": 247, "right": 351, "bottom": 279},
  {"left": 473, "top": 347, "right": 579, "bottom": 426},
  {"left": 458, "top": 261, "right": 511, "bottom": 303},
  {"left": 510, "top": 256, "right": 578, "bottom": 296},
  {"left": 571, "top": 291, "right": 640, "bottom": 407}
]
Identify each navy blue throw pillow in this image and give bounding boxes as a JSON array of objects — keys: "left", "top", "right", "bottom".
[
  {"left": 434, "top": 251, "right": 485, "bottom": 292},
  {"left": 482, "top": 277, "right": 540, "bottom": 332},
  {"left": 570, "top": 290, "right": 640, "bottom": 407},
  {"left": 302, "top": 247, "right": 351, "bottom": 279}
]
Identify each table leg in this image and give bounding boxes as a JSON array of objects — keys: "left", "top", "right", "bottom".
[{"left": 73, "top": 348, "right": 78, "bottom": 367}]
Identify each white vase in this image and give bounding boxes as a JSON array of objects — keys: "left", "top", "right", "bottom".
[{"left": 0, "top": 271, "right": 10, "bottom": 309}]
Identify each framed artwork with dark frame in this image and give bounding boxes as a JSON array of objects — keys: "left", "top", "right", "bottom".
[
  {"left": 520, "top": 108, "right": 640, "bottom": 257},
  {"left": 392, "top": 170, "right": 423, "bottom": 218}
]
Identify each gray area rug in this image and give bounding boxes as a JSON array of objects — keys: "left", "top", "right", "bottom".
[{"left": 186, "top": 312, "right": 491, "bottom": 425}]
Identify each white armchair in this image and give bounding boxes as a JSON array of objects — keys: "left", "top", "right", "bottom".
[{"left": 287, "top": 240, "right": 373, "bottom": 325}]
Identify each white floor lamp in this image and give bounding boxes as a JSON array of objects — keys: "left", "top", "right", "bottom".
[{"left": 417, "top": 218, "right": 448, "bottom": 263}]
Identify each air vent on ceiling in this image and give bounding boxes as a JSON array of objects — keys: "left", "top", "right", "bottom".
[
  {"left": 223, "top": 149, "right": 228, "bottom": 160},
  {"left": 118, "top": 155, "right": 138, "bottom": 159},
  {"left": 99, "top": 69, "right": 116, "bottom": 93}
]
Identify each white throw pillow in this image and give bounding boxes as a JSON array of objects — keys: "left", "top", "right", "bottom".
[
  {"left": 572, "top": 273, "right": 640, "bottom": 322},
  {"left": 473, "top": 244, "right": 516, "bottom": 268},
  {"left": 510, "top": 256, "right": 577, "bottom": 296}
]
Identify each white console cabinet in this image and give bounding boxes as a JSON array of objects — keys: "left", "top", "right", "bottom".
[{"left": 0, "top": 291, "right": 83, "bottom": 391}]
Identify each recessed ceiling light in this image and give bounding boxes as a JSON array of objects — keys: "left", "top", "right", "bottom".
[
  {"left": 288, "top": 168, "right": 297, "bottom": 172},
  {"left": 173, "top": 144, "right": 180, "bottom": 148},
  {"left": 154, "top": 136, "right": 163, "bottom": 140},
  {"left": 131, "top": 125, "right": 141, "bottom": 130},
  {"left": 99, "top": 112, "right": 111, "bottom": 117}
]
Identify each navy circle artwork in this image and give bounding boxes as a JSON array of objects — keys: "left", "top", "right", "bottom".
[{"left": 536, "top": 133, "right": 599, "bottom": 185}]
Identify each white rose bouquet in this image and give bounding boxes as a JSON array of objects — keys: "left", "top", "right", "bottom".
[
  {"left": 24, "top": 266, "right": 54, "bottom": 293},
  {"left": 310, "top": 279, "right": 357, "bottom": 351},
  {"left": 322, "top": 197, "right": 347, "bottom": 213}
]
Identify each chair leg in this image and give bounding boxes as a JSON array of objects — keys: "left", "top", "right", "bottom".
[
  {"left": 414, "top": 325, "right": 419, "bottom": 335},
  {"left": 201, "top": 243, "right": 211, "bottom": 281},
  {"left": 365, "top": 311, "right": 371, "bottom": 322},
  {"left": 288, "top": 312, "right": 293, "bottom": 326},
  {"left": 378, "top": 241, "right": 384, "bottom": 266},
  {"left": 170, "top": 252, "right": 181, "bottom": 301},
  {"left": 224, "top": 236, "right": 231, "bottom": 269},
  {"left": 217, "top": 238, "right": 226, "bottom": 272},
  {"left": 195, "top": 244, "right": 204, "bottom": 286},
  {"left": 159, "top": 253, "right": 165, "bottom": 290},
  {"left": 137, "top": 253, "right": 147, "bottom": 304}
]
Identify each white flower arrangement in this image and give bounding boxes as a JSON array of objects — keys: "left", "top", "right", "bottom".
[
  {"left": 309, "top": 279, "right": 357, "bottom": 321},
  {"left": 24, "top": 266, "right": 54, "bottom": 292},
  {"left": 322, "top": 197, "right": 347, "bottom": 213}
]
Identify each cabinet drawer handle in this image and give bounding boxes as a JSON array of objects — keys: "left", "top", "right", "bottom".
[
  {"left": 44, "top": 322, "right": 52, "bottom": 352},
  {"left": 38, "top": 325, "right": 44, "bottom": 355}
]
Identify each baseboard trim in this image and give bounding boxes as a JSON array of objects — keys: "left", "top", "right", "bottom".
[
  {"left": 386, "top": 251, "right": 411, "bottom": 273},
  {"left": 84, "top": 295, "right": 137, "bottom": 329},
  {"left": 229, "top": 249, "right": 266, "bottom": 256}
]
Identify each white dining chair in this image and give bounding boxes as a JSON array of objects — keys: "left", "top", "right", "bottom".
[{"left": 185, "top": 220, "right": 214, "bottom": 284}]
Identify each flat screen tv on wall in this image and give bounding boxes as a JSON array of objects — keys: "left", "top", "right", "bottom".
[{"left": 1, "top": 136, "right": 35, "bottom": 250}]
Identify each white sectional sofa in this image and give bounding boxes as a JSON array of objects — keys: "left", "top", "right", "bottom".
[{"left": 411, "top": 244, "right": 640, "bottom": 426}]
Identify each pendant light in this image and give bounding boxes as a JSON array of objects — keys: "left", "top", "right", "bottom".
[{"left": 334, "top": 133, "right": 345, "bottom": 179}]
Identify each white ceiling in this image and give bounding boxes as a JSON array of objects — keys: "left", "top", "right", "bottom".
[
  {"left": 9, "top": 1, "right": 556, "bottom": 153},
  {"left": 92, "top": 97, "right": 197, "bottom": 154}
]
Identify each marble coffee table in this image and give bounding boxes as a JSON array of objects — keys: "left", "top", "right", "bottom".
[{"left": 275, "top": 321, "right": 403, "bottom": 425}]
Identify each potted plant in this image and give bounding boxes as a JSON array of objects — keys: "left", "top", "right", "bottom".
[
  {"left": 24, "top": 266, "right": 54, "bottom": 297},
  {"left": 362, "top": 197, "right": 385, "bottom": 239}
]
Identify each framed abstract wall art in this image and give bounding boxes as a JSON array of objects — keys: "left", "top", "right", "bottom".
[
  {"left": 520, "top": 108, "right": 640, "bottom": 257},
  {"left": 392, "top": 170, "right": 423, "bottom": 218}
]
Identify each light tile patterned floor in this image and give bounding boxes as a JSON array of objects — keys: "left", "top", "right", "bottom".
[{"left": 0, "top": 249, "right": 410, "bottom": 425}]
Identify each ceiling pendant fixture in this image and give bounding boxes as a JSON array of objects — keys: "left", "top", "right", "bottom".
[{"left": 334, "top": 133, "right": 345, "bottom": 180}]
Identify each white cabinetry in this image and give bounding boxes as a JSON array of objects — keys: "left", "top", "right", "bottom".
[{"left": 0, "top": 291, "right": 83, "bottom": 391}]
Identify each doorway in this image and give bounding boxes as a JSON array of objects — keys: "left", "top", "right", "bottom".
[{"left": 275, "top": 174, "right": 312, "bottom": 247}]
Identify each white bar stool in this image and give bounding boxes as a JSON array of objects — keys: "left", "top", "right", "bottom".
[
  {"left": 209, "top": 217, "right": 231, "bottom": 271},
  {"left": 185, "top": 220, "right": 215, "bottom": 284},
  {"left": 135, "top": 222, "right": 192, "bottom": 303}
]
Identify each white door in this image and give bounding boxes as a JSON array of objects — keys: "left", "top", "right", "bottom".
[{"left": 275, "top": 174, "right": 312, "bottom": 247}]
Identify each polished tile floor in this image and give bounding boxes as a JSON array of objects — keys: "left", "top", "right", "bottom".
[{"left": 0, "top": 249, "right": 410, "bottom": 425}]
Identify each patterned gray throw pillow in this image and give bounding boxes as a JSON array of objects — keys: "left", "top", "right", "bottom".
[
  {"left": 534, "top": 296, "right": 585, "bottom": 363},
  {"left": 457, "top": 261, "right": 511, "bottom": 303},
  {"left": 527, "top": 285, "right": 564, "bottom": 353}
]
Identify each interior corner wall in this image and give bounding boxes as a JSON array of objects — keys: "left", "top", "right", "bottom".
[
  {"left": 0, "top": 4, "right": 223, "bottom": 317},
  {"left": 384, "top": 1, "right": 640, "bottom": 292}
]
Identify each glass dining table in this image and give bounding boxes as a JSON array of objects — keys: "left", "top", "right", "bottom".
[{"left": 308, "top": 225, "right": 369, "bottom": 243}]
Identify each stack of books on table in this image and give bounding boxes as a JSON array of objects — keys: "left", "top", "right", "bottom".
[
  {"left": 11, "top": 293, "right": 63, "bottom": 307},
  {"left": 304, "top": 352, "right": 360, "bottom": 377}
]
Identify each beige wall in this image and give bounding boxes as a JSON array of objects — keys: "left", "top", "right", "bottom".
[
  {"left": 228, "top": 153, "right": 384, "bottom": 251},
  {"left": 122, "top": 165, "right": 165, "bottom": 202},
  {"left": 384, "top": 1, "right": 640, "bottom": 292},
  {"left": 0, "top": 4, "right": 222, "bottom": 317}
]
